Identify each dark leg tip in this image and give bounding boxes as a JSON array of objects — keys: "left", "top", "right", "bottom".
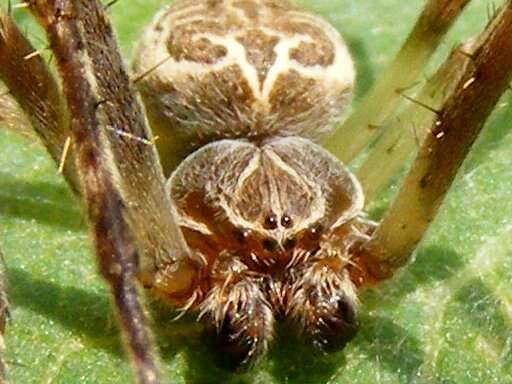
[
  {"left": 309, "top": 296, "right": 359, "bottom": 353},
  {"left": 205, "top": 314, "right": 266, "bottom": 372}
]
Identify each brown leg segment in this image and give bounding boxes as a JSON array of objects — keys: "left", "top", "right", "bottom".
[
  {"left": 25, "top": 1, "right": 190, "bottom": 274},
  {"left": 25, "top": 1, "right": 186, "bottom": 382},
  {"left": 0, "top": 10, "right": 79, "bottom": 193},
  {"left": 358, "top": 1, "right": 512, "bottom": 283},
  {"left": 0, "top": 83, "right": 34, "bottom": 141}
]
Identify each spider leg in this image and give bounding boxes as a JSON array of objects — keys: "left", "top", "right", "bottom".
[
  {"left": 18, "top": 0, "right": 197, "bottom": 382},
  {"left": 1, "top": 4, "right": 194, "bottom": 280},
  {"left": 354, "top": 2, "right": 512, "bottom": 284},
  {"left": 0, "top": 11, "right": 79, "bottom": 193},
  {"left": 23, "top": 2, "right": 163, "bottom": 382},
  {"left": 325, "top": 0, "right": 470, "bottom": 163},
  {"left": 200, "top": 273, "right": 274, "bottom": 370},
  {"left": 0, "top": 84, "right": 34, "bottom": 141},
  {"left": 286, "top": 253, "right": 359, "bottom": 353},
  {"left": 357, "top": 42, "right": 472, "bottom": 201},
  {"left": 8, "top": 0, "right": 195, "bottom": 278}
]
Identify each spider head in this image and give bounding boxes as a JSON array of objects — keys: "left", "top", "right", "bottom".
[{"left": 150, "top": 135, "right": 372, "bottom": 367}]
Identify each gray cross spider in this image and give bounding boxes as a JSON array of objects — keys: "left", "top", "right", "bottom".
[{"left": 0, "top": 0, "right": 511, "bottom": 383}]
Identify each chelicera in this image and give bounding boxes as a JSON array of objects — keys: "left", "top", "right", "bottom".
[{"left": 0, "top": 0, "right": 511, "bottom": 383}]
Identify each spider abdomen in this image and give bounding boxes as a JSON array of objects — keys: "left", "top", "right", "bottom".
[{"left": 133, "top": 0, "right": 355, "bottom": 171}]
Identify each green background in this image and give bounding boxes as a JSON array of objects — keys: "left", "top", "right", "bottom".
[{"left": 1, "top": 0, "right": 512, "bottom": 383}]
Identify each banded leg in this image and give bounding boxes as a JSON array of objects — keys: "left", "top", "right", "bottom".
[{"left": 355, "top": 1, "right": 512, "bottom": 283}]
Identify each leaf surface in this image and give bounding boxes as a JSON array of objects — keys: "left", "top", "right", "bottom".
[{"left": 1, "top": 1, "right": 511, "bottom": 383}]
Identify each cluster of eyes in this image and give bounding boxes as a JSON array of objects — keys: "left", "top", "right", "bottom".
[{"left": 233, "top": 213, "right": 324, "bottom": 252}]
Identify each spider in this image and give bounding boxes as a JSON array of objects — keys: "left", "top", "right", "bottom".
[{"left": 0, "top": 0, "right": 511, "bottom": 383}]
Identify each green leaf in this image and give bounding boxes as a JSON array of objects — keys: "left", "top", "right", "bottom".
[{"left": 1, "top": 1, "right": 511, "bottom": 383}]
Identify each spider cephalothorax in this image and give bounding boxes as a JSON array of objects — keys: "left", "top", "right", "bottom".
[
  {"left": 133, "top": 0, "right": 365, "bottom": 366},
  {"left": 160, "top": 137, "right": 374, "bottom": 365}
]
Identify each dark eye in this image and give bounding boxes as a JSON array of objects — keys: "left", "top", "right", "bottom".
[
  {"left": 262, "top": 238, "right": 278, "bottom": 251},
  {"left": 309, "top": 223, "right": 323, "bottom": 238},
  {"left": 281, "top": 214, "right": 293, "bottom": 228},
  {"left": 283, "top": 237, "right": 297, "bottom": 249},
  {"left": 235, "top": 228, "right": 250, "bottom": 243},
  {"left": 264, "top": 213, "right": 278, "bottom": 229}
]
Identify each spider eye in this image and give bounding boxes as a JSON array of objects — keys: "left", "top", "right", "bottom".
[
  {"left": 283, "top": 237, "right": 297, "bottom": 249},
  {"left": 262, "top": 237, "right": 278, "bottom": 252},
  {"left": 281, "top": 214, "right": 293, "bottom": 228},
  {"left": 308, "top": 223, "right": 323, "bottom": 238},
  {"left": 235, "top": 228, "right": 251, "bottom": 243},
  {"left": 263, "top": 213, "right": 278, "bottom": 229}
]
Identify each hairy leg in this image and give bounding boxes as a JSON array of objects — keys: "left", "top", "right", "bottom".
[
  {"left": 199, "top": 256, "right": 274, "bottom": 370},
  {"left": 0, "top": 2, "right": 196, "bottom": 284},
  {"left": 286, "top": 257, "right": 359, "bottom": 352},
  {"left": 1, "top": 1, "right": 204, "bottom": 380}
]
